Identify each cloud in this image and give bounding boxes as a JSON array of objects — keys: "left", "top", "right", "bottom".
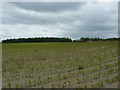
[
  {"left": 2, "top": 2, "right": 118, "bottom": 40},
  {"left": 2, "top": 2, "right": 85, "bottom": 25},
  {"left": 11, "top": 2, "right": 83, "bottom": 12},
  {"left": 2, "top": 24, "right": 64, "bottom": 40}
]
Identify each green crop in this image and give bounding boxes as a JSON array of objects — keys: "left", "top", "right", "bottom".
[{"left": 2, "top": 41, "right": 118, "bottom": 88}]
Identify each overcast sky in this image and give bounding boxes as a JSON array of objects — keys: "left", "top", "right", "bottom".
[{"left": 1, "top": 2, "right": 118, "bottom": 40}]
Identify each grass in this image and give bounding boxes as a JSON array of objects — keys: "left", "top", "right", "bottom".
[{"left": 2, "top": 41, "right": 119, "bottom": 88}]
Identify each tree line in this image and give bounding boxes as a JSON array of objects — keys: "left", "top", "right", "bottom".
[
  {"left": 73, "top": 37, "right": 120, "bottom": 42},
  {"left": 2, "top": 37, "right": 72, "bottom": 43},
  {"left": 2, "top": 37, "right": 120, "bottom": 43}
]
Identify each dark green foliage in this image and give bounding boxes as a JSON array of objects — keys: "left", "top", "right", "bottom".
[
  {"left": 78, "top": 66, "right": 83, "bottom": 70},
  {"left": 2, "top": 37, "right": 72, "bottom": 43},
  {"left": 2, "top": 37, "right": 120, "bottom": 43}
]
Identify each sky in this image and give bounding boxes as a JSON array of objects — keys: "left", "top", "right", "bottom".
[{"left": 1, "top": 2, "right": 118, "bottom": 40}]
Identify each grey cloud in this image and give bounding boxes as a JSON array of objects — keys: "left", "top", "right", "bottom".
[
  {"left": 2, "top": 2, "right": 118, "bottom": 40},
  {"left": 2, "top": 2, "right": 82, "bottom": 25},
  {"left": 10, "top": 2, "right": 84, "bottom": 12}
]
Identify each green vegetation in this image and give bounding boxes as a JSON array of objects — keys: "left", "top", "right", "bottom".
[
  {"left": 78, "top": 66, "right": 83, "bottom": 70},
  {"left": 2, "top": 41, "right": 118, "bottom": 88},
  {"left": 2, "top": 37, "right": 120, "bottom": 43},
  {"left": 2, "top": 37, "right": 72, "bottom": 43}
]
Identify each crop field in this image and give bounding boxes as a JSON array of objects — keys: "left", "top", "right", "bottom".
[{"left": 2, "top": 41, "right": 119, "bottom": 88}]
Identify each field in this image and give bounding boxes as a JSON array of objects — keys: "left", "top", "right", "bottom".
[{"left": 2, "top": 41, "right": 119, "bottom": 88}]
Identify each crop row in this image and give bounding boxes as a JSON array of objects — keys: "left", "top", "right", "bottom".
[{"left": 3, "top": 61, "right": 118, "bottom": 88}]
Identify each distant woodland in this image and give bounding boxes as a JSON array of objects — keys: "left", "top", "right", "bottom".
[
  {"left": 73, "top": 37, "right": 120, "bottom": 42},
  {"left": 2, "top": 37, "right": 120, "bottom": 43},
  {"left": 2, "top": 37, "right": 72, "bottom": 43}
]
